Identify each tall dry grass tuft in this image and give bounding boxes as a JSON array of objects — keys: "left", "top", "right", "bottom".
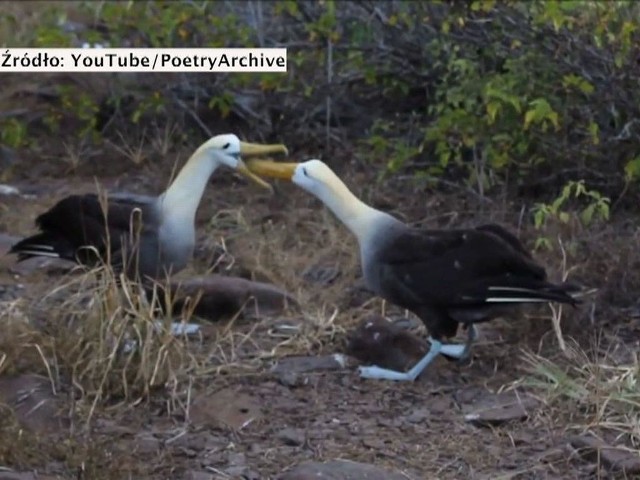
[
  {"left": 41, "top": 267, "right": 192, "bottom": 413},
  {"left": 518, "top": 338, "right": 640, "bottom": 450},
  {"left": 0, "top": 264, "right": 196, "bottom": 427},
  {"left": 0, "top": 273, "right": 177, "bottom": 477}
]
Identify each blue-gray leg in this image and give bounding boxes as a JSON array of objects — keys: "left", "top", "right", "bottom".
[
  {"left": 435, "top": 324, "right": 478, "bottom": 361},
  {"left": 358, "top": 339, "right": 444, "bottom": 381},
  {"left": 358, "top": 327, "right": 479, "bottom": 381}
]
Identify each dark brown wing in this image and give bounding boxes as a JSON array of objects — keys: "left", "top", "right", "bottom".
[
  {"left": 474, "top": 223, "right": 533, "bottom": 259},
  {"left": 10, "top": 193, "right": 155, "bottom": 265},
  {"left": 375, "top": 227, "right": 575, "bottom": 310}
]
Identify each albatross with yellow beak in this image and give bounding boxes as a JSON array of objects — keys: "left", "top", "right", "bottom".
[
  {"left": 10, "top": 134, "right": 287, "bottom": 282},
  {"left": 247, "top": 159, "right": 581, "bottom": 381}
]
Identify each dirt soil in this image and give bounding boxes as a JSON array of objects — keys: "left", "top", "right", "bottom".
[{"left": 1, "top": 144, "right": 639, "bottom": 480}]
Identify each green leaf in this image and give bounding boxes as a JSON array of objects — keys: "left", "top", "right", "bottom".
[
  {"left": 535, "top": 237, "right": 552, "bottom": 251},
  {"left": 524, "top": 98, "right": 558, "bottom": 130},
  {"left": 486, "top": 101, "right": 500, "bottom": 124},
  {"left": 524, "top": 110, "right": 536, "bottom": 130},
  {"left": 485, "top": 85, "right": 522, "bottom": 113},
  {"left": 624, "top": 156, "right": 640, "bottom": 181},
  {"left": 581, "top": 204, "right": 595, "bottom": 225},
  {"left": 562, "top": 74, "right": 594, "bottom": 95}
]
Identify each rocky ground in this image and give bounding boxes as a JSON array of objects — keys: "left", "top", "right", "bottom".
[{"left": 1, "top": 147, "right": 639, "bottom": 480}]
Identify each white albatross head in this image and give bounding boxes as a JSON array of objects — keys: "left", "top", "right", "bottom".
[
  {"left": 243, "top": 158, "right": 341, "bottom": 199},
  {"left": 195, "top": 133, "right": 289, "bottom": 189},
  {"left": 243, "top": 158, "right": 394, "bottom": 243}
]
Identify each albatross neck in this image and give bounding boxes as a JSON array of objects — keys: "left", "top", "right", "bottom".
[
  {"left": 315, "top": 173, "right": 398, "bottom": 246},
  {"left": 159, "top": 147, "right": 219, "bottom": 224}
]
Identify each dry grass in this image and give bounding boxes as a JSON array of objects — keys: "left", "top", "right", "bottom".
[
  {"left": 0, "top": 280, "right": 163, "bottom": 478},
  {"left": 521, "top": 340, "right": 640, "bottom": 448},
  {"left": 1, "top": 266, "right": 190, "bottom": 412},
  {"left": 2, "top": 177, "right": 640, "bottom": 477}
]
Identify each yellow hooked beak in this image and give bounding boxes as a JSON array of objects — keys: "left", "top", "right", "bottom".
[
  {"left": 237, "top": 142, "right": 289, "bottom": 190},
  {"left": 244, "top": 159, "right": 298, "bottom": 181},
  {"left": 236, "top": 159, "right": 275, "bottom": 191},
  {"left": 239, "top": 141, "right": 289, "bottom": 158}
]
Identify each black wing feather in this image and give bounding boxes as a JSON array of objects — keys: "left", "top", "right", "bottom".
[
  {"left": 376, "top": 225, "right": 574, "bottom": 309},
  {"left": 474, "top": 223, "right": 534, "bottom": 259},
  {"left": 10, "top": 193, "right": 153, "bottom": 266}
]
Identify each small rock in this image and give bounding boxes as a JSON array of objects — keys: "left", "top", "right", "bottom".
[
  {"left": 276, "top": 370, "right": 307, "bottom": 388},
  {"left": 454, "top": 386, "right": 486, "bottom": 405},
  {"left": 189, "top": 388, "right": 262, "bottom": 430},
  {"left": 346, "top": 315, "right": 426, "bottom": 371},
  {"left": 405, "top": 407, "right": 430, "bottom": 424},
  {"left": 134, "top": 434, "right": 161, "bottom": 455},
  {"left": 227, "top": 452, "right": 247, "bottom": 466},
  {"left": 166, "top": 274, "right": 298, "bottom": 322},
  {"left": 0, "top": 374, "right": 68, "bottom": 435},
  {"left": 278, "top": 459, "right": 409, "bottom": 480},
  {"left": 302, "top": 263, "right": 341, "bottom": 286},
  {"left": 570, "top": 433, "right": 640, "bottom": 474},
  {"left": 183, "top": 471, "right": 214, "bottom": 480},
  {"left": 426, "top": 395, "right": 453, "bottom": 415},
  {"left": 463, "top": 391, "right": 538, "bottom": 427},
  {"left": 276, "top": 427, "right": 305, "bottom": 446}
]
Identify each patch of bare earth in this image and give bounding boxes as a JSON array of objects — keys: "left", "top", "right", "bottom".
[{"left": 1, "top": 139, "right": 639, "bottom": 480}]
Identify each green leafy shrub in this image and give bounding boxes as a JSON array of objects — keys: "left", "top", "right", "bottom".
[{"left": 1, "top": 1, "right": 639, "bottom": 205}]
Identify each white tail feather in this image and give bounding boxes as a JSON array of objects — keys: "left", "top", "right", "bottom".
[
  {"left": 488, "top": 286, "right": 542, "bottom": 293},
  {"left": 485, "top": 297, "right": 551, "bottom": 303},
  {"left": 16, "top": 249, "right": 60, "bottom": 258}
]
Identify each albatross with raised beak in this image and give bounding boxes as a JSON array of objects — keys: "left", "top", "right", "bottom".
[
  {"left": 10, "top": 134, "right": 288, "bottom": 282},
  {"left": 247, "top": 159, "right": 581, "bottom": 381}
]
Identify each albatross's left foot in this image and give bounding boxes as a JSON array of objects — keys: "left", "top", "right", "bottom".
[
  {"left": 439, "top": 343, "right": 467, "bottom": 358},
  {"left": 438, "top": 325, "right": 479, "bottom": 363},
  {"left": 358, "top": 365, "right": 420, "bottom": 381}
]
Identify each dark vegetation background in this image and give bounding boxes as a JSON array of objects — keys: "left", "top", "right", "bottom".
[
  {"left": 3, "top": 1, "right": 639, "bottom": 204},
  {"left": 1, "top": 1, "right": 640, "bottom": 479}
]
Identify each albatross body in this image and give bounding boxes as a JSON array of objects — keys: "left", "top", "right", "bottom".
[
  {"left": 248, "top": 159, "right": 581, "bottom": 381},
  {"left": 10, "top": 134, "right": 287, "bottom": 282}
]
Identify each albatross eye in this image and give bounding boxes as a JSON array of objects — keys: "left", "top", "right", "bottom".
[
  {"left": 222, "top": 142, "right": 231, "bottom": 149},
  {"left": 302, "top": 167, "right": 308, "bottom": 176}
]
